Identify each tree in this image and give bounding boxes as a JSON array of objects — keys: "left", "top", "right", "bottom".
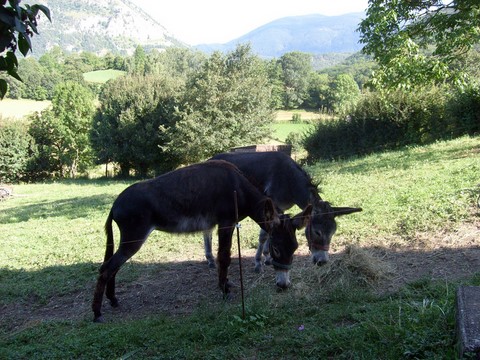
[
  {"left": 327, "top": 74, "right": 361, "bottom": 116},
  {"left": 131, "top": 45, "right": 146, "bottom": 75},
  {"left": 91, "top": 74, "right": 181, "bottom": 176},
  {"left": 265, "top": 59, "right": 284, "bottom": 110},
  {"left": 144, "top": 47, "right": 205, "bottom": 80},
  {"left": 28, "top": 81, "right": 95, "bottom": 177},
  {"left": 0, "top": 0, "right": 50, "bottom": 98},
  {"left": 305, "top": 72, "right": 330, "bottom": 110},
  {"left": 278, "top": 52, "right": 314, "bottom": 108},
  {"left": 6, "top": 57, "right": 45, "bottom": 99},
  {"left": 319, "top": 53, "right": 377, "bottom": 90},
  {"left": 359, "top": 0, "right": 480, "bottom": 89},
  {"left": 161, "top": 44, "right": 274, "bottom": 165}
]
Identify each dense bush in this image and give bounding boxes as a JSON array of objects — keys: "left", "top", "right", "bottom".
[
  {"left": 446, "top": 83, "right": 480, "bottom": 137},
  {"left": 304, "top": 85, "right": 479, "bottom": 161},
  {"left": 0, "top": 120, "right": 34, "bottom": 183}
]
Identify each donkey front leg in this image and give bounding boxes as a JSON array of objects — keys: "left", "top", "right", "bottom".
[
  {"left": 254, "top": 229, "right": 270, "bottom": 272},
  {"left": 216, "top": 226, "right": 234, "bottom": 298}
]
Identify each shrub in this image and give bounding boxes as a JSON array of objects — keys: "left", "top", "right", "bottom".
[
  {"left": 291, "top": 113, "right": 302, "bottom": 123},
  {"left": 304, "top": 86, "right": 456, "bottom": 161},
  {"left": 447, "top": 83, "right": 480, "bottom": 137},
  {"left": 0, "top": 120, "right": 35, "bottom": 183}
]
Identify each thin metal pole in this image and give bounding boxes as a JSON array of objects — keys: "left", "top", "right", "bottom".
[{"left": 233, "top": 191, "right": 246, "bottom": 320}]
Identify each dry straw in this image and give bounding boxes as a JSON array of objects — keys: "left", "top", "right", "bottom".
[{"left": 293, "top": 245, "right": 395, "bottom": 296}]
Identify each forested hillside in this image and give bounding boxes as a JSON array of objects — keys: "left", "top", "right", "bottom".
[{"left": 26, "top": 0, "right": 184, "bottom": 56}]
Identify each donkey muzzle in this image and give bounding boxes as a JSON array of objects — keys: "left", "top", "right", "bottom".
[
  {"left": 312, "top": 249, "right": 329, "bottom": 266},
  {"left": 275, "top": 270, "right": 291, "bottom": 289}
]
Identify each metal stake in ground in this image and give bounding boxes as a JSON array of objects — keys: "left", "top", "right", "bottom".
[{"left": 234, "top": 190, "right": 246, "bottom": 320}]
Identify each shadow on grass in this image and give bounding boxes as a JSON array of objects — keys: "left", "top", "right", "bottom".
[
  {"left": 0, "top": 194, "right": 115, "bottom": 224},
  {"left": 1, "top": 240, "right": 480, "bottom": 333}
]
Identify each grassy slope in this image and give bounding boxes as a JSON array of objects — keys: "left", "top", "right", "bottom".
[
  {"left": 274, "top": 109, "right": 321, "bottom": 122},
  {"left": 271, "top": 122, "right": 314, "bottom": 142},
  {"left": 82, "top": 69, "right": 126, "bottom": 83},
  {"left": 0, "top": 99, "right": 51, "bottom": 120},
  {"left": 0, "top": 136, "right": 479, "bottom": 359},
  {"left": 307, "top": 136, "right": 479, "bottom": 242}
]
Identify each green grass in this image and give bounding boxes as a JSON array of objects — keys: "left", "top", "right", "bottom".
[
  {"left": 83, "top": 69, "right": 126, "bottom": 84},
  {"left": 307, "top": 136, "right": 480, "bottom": 244},
  {"left": 0, "top": 99, "right": 51, "bottom": 120},
  {"left": 274, "top": 109, "right": 334, "bottom": 122},
  {"left": 1, "top": 136, "right": 479, "bottom": 359},
  {"left": 271, "top": 109, "right": 332, "bottom": 143},
  {"left": 271, "top": 122, "right": 314, "bottom": 142}
]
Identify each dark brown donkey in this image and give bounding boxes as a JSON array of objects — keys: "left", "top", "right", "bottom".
[
  {"left": 203, "top": 152, "right": 362, "bottom": 271},
  {"left": 92, "top": 160, "right": 311, "bottom": 322}
]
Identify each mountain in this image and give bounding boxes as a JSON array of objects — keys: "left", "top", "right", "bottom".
[
  {"left": 28, "top": 0, "right": 185, "bottom": 57},
  {"left": 28, "top": 1, "right": 363, "bottom": 59},
  {"left": 195, "top": 13, "right": 365, "bottom": 58}
]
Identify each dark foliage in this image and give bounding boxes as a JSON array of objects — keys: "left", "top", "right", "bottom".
[
  {"left": 0, "top": 121, "right": 35, "bottom": 182},
  {"left": 304, "top": 85, "right": 480, "bottom": 161}
]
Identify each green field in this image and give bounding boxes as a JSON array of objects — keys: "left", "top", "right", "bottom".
[
  {"left": 0, "top": 99, "right": 51, "bottom": 120},
  {"left": 271, "top": 121, "right": 314, "bottom": 142},
  {"left": 0, "top": 136, "right": 479, "bottom": 359},
  {"left": 83, "top": 69, "right": 126, "bottom": 84},
  {"left": 271, "top": 110, "right": 329, "bottom": 143},
  {"left": 274, "top": 109, "right": 324, "bottom": 122}
]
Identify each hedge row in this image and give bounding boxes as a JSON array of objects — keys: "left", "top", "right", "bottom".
[{"left": 304, "top": 84, "right": 480, "bottom": 161}]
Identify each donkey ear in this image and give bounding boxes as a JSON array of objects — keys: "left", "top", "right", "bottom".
[
  {"left": 292, "top": 204, "right": 313, "bottom": 230},
  {"left": 332, "top": 207, "right": 362, "bottom": 217},
  {"left": 263, "top": 198, "right": 280, "bottom": 230}
]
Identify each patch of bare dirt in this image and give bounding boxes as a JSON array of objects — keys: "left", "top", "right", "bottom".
[
  {"left": 377, "top": 220, "right": 480, "bottom": 292},
  {"left": 2, "top": 220, "right": 479, "bottom": 334}
]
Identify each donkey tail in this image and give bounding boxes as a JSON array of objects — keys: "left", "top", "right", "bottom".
[{"left": 103, "top": 210, "right": 114, "bottom": 264}]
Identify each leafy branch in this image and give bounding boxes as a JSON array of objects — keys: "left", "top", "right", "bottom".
[
  {"left": 0, "top": 0, "right": 50, "bottom": 99},
  {"left": 358, "top": 0, "right": 480, "bottom": 89}
]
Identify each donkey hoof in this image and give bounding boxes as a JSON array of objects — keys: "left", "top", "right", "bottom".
[
  {"left": 264, "top": 258, "right": 272, "bottom": 266},
  {"left": 254, "top": 264, "right": 262, "bottom": 273},
  {"left": 208, "top": 262, "right": 216, "bottom": 269},
  {"left": 109, "top": 298, "right": 119, "bottom": 308},
  {"left": 223, "top": 292, "right": 233, "bottom": 301},
  {"left": 93, "top": 315, "right": 105, "bottom": 323}
]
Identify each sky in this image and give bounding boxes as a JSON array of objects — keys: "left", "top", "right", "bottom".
[{"left": 130, "top": 0, "right": 369, "bottom": 45}]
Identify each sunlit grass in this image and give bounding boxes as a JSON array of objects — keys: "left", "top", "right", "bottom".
[
  {"left": 83, "top": 69, "right": 126, "bottom": 83},
  {"left": 0, "top": 99, "right": 51, "bottom": 120},
  {"left": 306, "top": 136, "right": 479, "bottom": 245}
]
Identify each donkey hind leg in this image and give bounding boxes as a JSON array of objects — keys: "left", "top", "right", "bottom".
[
  {"left": 254, "top": 229, "right": 270, "bottom": 273},
  {"left": 203, "top": 230, "right": 216, "bottom": 268},
  {"left": 105, "top": 269, "right": 119, "bottom": 307},
  {"left": 92, "top": 237, "right": 145, "bottom": 323}
]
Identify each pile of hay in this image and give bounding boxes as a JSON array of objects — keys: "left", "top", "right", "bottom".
[{"left": 294, "top": 245, "right": 395, "bottom": 293}]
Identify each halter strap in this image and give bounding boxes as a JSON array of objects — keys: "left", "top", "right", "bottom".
[
  {"left": 271, "top": 260, "right": 292, "bottom": 270},
  {"left": 306, "top": 223, "right": 330, "bottom": 251},
  {"left": 310, "top": 243, "right": 330, "bottom": 251}
]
